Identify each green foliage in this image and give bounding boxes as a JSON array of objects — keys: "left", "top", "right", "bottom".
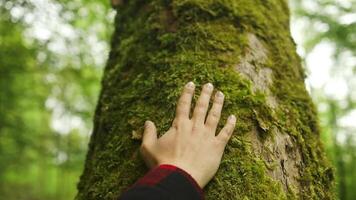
[
  {"left": 293, "top": 0, "right": 356, "bottom": 56},
  {"left": 0, "top": 0, "right": 111, "bottom": 199},
  {"left": 292, "top": 0, "right": 356, "bottom": 199}
]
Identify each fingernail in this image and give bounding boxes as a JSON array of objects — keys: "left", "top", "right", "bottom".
[
  {"left": 228, "top": 115, "right": 236, "bottom": 123},
  {"left": 145, "top": 120, "right": 151, "bottom": 127},
  {"left": 186, "top": 81, "right": 195, "bottom": 88},
  {"left": 205, "top": 83, "right": 213, "bottom": 90},
  {"left": 216, "top": 91, "right": 224, "bottom": 98}
]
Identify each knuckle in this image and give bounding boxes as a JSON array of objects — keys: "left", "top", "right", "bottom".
[
  {"left": 172, "top": 118, "right": 191, "bottom": 130},
  {"left": 225, "top": 127, "right": 232, "bottom": 135},
  {"left": 192, "top": 123, "right": 201, "bottom": 132},
  {"left": 221, "top": 129, "right": 231, "bottom": 139},
  {"left": 178, "top": 99, "right": 190, "bottom": 107},
  {"left": 222, "top": 129, "right": 230, "bottom": 137},
  {"left": 210, "top": 111, "right": 221, "bottom": 119},
  {"left": 196, "top": 101, "right": 208, "bottom": 110}
]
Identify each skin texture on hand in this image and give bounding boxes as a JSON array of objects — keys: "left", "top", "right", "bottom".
[{"left": 139, "top": 82, "right": 237, "bottom": 188}]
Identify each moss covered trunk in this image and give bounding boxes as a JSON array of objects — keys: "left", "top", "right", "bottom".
[{"left": 76, "top": 0, "right": 334, "bottom": 199}]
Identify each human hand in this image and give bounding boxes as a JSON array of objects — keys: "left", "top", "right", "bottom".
[{"left": 139, "top": 82, "right": 236, "bottom": 188}]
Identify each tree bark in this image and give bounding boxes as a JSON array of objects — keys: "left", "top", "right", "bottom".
[{"left": 76, "top": 0, "right": 334, "bottom": 199}]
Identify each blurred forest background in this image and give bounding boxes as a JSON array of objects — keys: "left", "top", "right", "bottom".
[{"left": 0, "top": 0, "right": 355, "bottom": 199}]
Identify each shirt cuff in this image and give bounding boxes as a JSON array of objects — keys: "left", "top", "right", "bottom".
[{"left": 132, "top": 164, "right": 204, "bottom": 200}]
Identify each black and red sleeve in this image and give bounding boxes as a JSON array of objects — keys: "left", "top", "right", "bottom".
[{"left": 118, "top": 164, "right": 204, "bottom": 200}]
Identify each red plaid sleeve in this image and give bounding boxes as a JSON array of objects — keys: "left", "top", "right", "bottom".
[{"left": 119, "top": 164, "right": 204, "bottom": 200}]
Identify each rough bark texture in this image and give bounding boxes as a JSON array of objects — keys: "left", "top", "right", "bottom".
[{"left": 76, "top": 0, "right": 334, "bottom": 199}]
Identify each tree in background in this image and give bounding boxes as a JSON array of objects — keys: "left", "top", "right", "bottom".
[
  {"left": 0, "top": 3, "right": 53, "bottom": 198},
  {"left": 0, "top": 0, "right": 111, "bottom": 199},
  {"left": 292, "top": 0, "right": 356, "bottom": 199},
  {"left": 77, "top": 0, "right": 334, "bottom": 199}
]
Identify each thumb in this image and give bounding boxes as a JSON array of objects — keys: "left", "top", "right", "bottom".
[{"left": 142, "top": 120, "right": 157, "bottom": 146}]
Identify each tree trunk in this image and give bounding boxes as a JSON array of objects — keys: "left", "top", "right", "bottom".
[{"left": 76, "top": 0, "right": 334, "bottom": 199}]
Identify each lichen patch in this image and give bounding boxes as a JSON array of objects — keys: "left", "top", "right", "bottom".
[{"left": 235, "top": 33, "right": 278, "bottom": 109}]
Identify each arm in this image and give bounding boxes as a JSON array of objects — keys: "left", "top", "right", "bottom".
[{"left": 119, "top": 82, "right": 237, "bottom": 200}]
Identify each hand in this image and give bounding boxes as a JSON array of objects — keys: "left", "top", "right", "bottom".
[{"left": 139, "top": 82, "right": 237, "bottom": 188}]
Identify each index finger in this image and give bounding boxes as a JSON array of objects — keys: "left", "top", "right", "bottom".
[{"left": 175, "top": 82, "right": 195, "bottom": 120}]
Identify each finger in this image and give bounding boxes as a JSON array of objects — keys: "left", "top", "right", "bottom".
[
  {"left": 142, "top": 120, "right": 157, "bottom": 147},
  {"left": 192, "top": 83, "right": 214, "bottom": 124},
  {"left": 175, "top": 82, "right": 195, "bottom": 120},
  {"left": 216, "top": 115, "right": 236, "bottom": 145},
  {"left": 205, "top": 91, "right": 224, "bottom": 133}
]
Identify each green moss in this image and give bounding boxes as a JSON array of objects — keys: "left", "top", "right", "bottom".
[{"left": 76, "top": 0, "right": 334, "bottom": 199}]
